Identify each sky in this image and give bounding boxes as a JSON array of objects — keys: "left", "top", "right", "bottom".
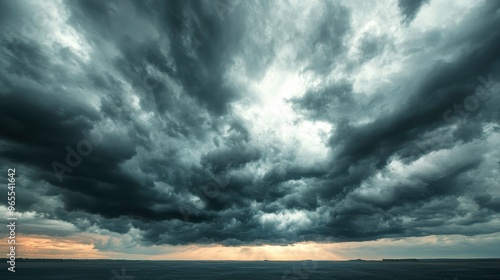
[{"left": 0, "top": 0, "right": 499, "bottom": 260}]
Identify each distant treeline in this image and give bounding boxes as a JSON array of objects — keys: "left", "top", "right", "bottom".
[{"left": 382, "top": 258, "right": 419, "bottom": 262}]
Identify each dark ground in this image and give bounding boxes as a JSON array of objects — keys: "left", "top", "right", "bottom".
[{"left": 1, "top": 259, "right": 499, "bottom": 280}]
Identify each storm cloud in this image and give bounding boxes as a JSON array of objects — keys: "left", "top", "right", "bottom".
[{"left": 1, "top": 0, "right": 499, "bottom": 250}]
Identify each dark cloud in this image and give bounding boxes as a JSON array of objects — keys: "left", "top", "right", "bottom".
[
  {"left": 398, "top": 0, "right": 430, "bottom": 24},
  {"left": 299, "top": 1, "right": 351, "bottom": 75},
  {"left": 358, "top": 34, "right": 387, "bottom": 62},
  {"left": 0, "top": 0, "right": 499, "bottom": 250},
  {"left": 289, "top": 81, "right": 357, "bottom": 122}
]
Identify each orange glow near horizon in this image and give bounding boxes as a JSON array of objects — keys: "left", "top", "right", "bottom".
[
  {"left": 160, "top": 243, "right": 344, "bottom": 261},
  {"left": 0, "top": 234, "right": 345, "bottom": 260},
  {"left": 2, "top": 233, "right": 499, "bottom": 260},
  {"left": 1, "top": 235, "right": 108, "bottom": 259}
]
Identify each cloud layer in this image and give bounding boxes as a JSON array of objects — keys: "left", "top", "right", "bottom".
[{"left": 1, "top": 0, "right": 499, "bottom": 252}]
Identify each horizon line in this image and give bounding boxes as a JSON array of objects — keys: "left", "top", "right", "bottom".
[{"left": 3, "top": 257, "right": 500, "bottom": 261}]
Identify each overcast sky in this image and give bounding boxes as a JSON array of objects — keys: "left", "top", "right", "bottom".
[{"left": 1, "top": 0, "right": 500, "bottom": 260}]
